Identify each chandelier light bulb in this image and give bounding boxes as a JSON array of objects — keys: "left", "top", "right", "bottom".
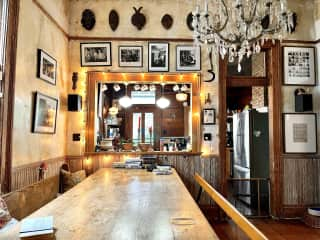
[{"left": 192, "top": 0, "right": 294, "bottom": 71}]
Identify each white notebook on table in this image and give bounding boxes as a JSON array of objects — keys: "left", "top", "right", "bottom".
[{"left": 19, "top": 216, "right": 54, "bottom": 238}]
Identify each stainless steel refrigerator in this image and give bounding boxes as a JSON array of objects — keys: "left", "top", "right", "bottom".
[{"left": 232, "top": 109, "right": 269, "bottom": 208}]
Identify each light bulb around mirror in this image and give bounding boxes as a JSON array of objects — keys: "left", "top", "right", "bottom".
[
  {"left": 156, "top": 97, "right": 170, "bottom": 109},
  {"left": 119, "top": 96, "right": 132, "bottom": 108}
]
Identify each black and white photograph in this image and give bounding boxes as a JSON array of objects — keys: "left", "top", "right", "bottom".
[
  {"left": 283, "top": 113, "right": 317, "bottom": 153},
  {"left": 202, "top": 108, "right": 216, "bottom": 125},
  {"left": 176, "top": 45, "right": 201, "bottom": 71},
  {"left": 32, "top": 92, "right": 58, "bottom": 134},
  {"left": 80, "top": 42, "right": 112, "bottom": 66},
  {"left": 37, "top": 49, "right": 57, "bottom": 85},
  {"left": 118, "top": 46, "right": 143, "bottom": 67},
  {"left": 283, "top": 46, "right": 316, "bottom": 85},
  {"left": 148, "top": 42, "right": 169, "bottom": 72}
]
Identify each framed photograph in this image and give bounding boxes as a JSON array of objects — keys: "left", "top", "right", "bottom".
[
  {"left": 80, "top": 42, "right": 112, "bottom": 67},
  {"left": 176, "top": 45, "right": 201, "bottom": 71},
  {"left": 283, "top": 113, "right": 317, "bottom": 153},
  {"left": 283, "top": 46, "right": 316, "bottom": 85},
  {"left": 32, "top": 92, "right": 58, "bottom": 134},
  {"left": 118, "top": 46, "right": 143, "bottom": 67},
  {"left": 148, "top": 42, "right": 169, "bottom": 72},
  {"left": 202, "top": 108, "right": 216, "bottom": 125},
  {"left": 37, "top": 49, "right": 57, "bottom": 85}
]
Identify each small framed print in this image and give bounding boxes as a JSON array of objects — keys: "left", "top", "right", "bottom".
[
  {"left": 176, "top": 45, "right": 201, "bottom": 71},
  {"left": 283, "top": 113, "right": 317, "bottom": 154},
  {"left": 148, "top": 42, "right": 169, "bottom": 72},
  {"left": 37, "top": 49, "right": 57, "bottom": 85},
  {"left": 80, "top": 42, "right": 112, "bottom": 67},
  {"left": 202, "top": 108, "right": 216, "bottom": 125},
  {"left": 283, "top": 46, "right": 316, "bottom": 85},
  {"left": 32, "top": 92, "right": 58, "bottom": 134},
  {"left": 118, "top": 46, "right": 143, "bottom": 67}
]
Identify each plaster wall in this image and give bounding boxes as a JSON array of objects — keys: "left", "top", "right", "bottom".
[
  {"left": 12, "top": 0, "right": 69, "bottom": 167},
  {"left": 67, "top": 0, "right": 219, "bottom": 156}
]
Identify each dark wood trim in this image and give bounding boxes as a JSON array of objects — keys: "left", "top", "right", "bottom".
[
  {"left": 267, "top": 41, "right": 282, "bottom": 217},
  {"left": 282, "top": 39, "right": 318, "bottom": 45},
  {"left": 227, "top": 76, "right": 269, "bottom": 87},
  {"left": 282, "top": 154, "right": 320, "bottom": 159},
  {"left": 218, "top": 56, "right": 227, "bottom": 196},
  {"left": 0, "top": 0, "right": 20, "bottom": 193},
  {"left": 281, "top": 205, "right": 307, "bottom": 218},
  {"left": 32, "top": 0, "right": 68, "bottom": 39},
  {"left": 70, "top": 36, "right": 194, "bottom": 42},
  {"left": 218, "top": 40, "right": 282, "bottom": 218}
]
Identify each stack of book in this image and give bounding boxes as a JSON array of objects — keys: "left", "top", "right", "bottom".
[
  {"left": 125, "top": 158, "right": 142, "bottom": 169},
  {"left": 152, "top": 165, "right": 172, "bottom": 175},
  {"left": 19, "top": 216, "right": 54, "bottom": 240},
  {"left": 112, "top": 162, "right": 126, "bottom": 168}
]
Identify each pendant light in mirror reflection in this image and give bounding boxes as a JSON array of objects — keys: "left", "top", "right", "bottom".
[
  {"left": 156, "top": 84, "right": 170, "bottom": 109},
  {"left": 119, "top": 83, "right": 132, "bottom": 108},
  {"left": 176, "top": 92, "right": 188, "bottom": 102}
]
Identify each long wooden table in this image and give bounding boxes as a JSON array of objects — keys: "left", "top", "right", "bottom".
[{"left": 1, "top": 169, "right": 219, "bottom": 240}]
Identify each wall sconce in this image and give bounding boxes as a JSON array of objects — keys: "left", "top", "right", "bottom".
[
  {"left": 205, "top": 93, "right": 212, "bottom": 105},
  {"left": 72, "top": 72, "right": 78, "bottom": 90}
]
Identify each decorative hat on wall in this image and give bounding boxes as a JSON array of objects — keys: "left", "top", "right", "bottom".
[
  {"left": 109, "top": 9, "right": 119, "bottom": 31},
  {"left": 131, "top": 7, "right": 146, "bottom": 30},
  {"left": 81, "top": 9, "right": 96, "bottom": 30}
]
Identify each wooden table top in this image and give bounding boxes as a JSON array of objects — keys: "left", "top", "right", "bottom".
[{"left": 1, "top": 169, "right": 219, "bottom": 240}]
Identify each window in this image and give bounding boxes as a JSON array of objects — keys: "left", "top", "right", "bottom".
[
  {"left": 132, "top": 112, "right": 154, "bottom": 146},
  {"left": 131, "top": 91, "right": 156, "bottom": 104}
]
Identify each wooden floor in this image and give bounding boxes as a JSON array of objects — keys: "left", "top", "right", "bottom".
[{"left": 212, "top": 219, "right": 320, "bottom": 240}]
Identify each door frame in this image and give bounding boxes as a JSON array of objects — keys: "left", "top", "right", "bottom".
[{"left": 218, "top": 41, "right": 282, "bottom": 217}]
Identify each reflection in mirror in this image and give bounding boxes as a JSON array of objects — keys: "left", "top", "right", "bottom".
[{"left": 95, "top": 83, "right": 192, "bottom": 152}]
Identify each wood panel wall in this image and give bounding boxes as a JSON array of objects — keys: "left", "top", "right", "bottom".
[
  {"left": 67, "top": 153, "right": 220, "bottom": 206},
  {"left": 11, "top": 157, "right": 65, "bottom": 191},
  {"left": 282, "top": 156, "right": 320, "bottom": 217}
]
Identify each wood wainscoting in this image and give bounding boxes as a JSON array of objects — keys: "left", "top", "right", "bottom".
[
  {"left": 281, "top": 156, "right": 320, "bottom": 218},
  {"left": 11, "top": 156, "right": 66, "bottom": 191},
  {"left": 66, "top": 153, "right": 220, "bottom": 206}
]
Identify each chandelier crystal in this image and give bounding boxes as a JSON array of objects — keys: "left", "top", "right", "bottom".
[{"left": 192, "top": 0, "right": 295, "bottom": 71}]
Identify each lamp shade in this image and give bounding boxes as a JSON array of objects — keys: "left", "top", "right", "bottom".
[
  {"left": 156, "top": 97, "right": 170, "bottom": 109},
  {"left": 119, "top": 96, "right": 132, "bottom": 108},
  {"left": 176, "top": 92, "right": 188, "bottom": 102}
]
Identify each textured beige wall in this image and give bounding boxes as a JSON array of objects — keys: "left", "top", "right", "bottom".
[
  {"left": 67, "top": 0, "right": 219, "bottom": 155},
  {"left": 66, "top": 0, "right": 316, "bottom": 156},
  {"left": 12, "top": 0, "right": 69, "bottom": 167}
]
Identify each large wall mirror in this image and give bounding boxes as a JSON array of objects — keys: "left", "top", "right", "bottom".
[{"left": 86, "top": 72, "right": 201, "bottom": 153}]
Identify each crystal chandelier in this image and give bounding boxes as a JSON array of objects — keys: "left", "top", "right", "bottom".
[{"left": 192, "top": 0, "right": 295, "bottom": 71}]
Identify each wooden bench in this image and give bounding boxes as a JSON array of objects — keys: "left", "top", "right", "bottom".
[
  {"left": 195, "top": 173, "right": 268, "bottom": 240},
  {"left": 2, "top": 175, "right": 59, "bottom": 220}
]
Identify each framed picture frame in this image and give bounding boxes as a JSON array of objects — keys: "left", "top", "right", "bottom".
[
  {"left": 283, "top": 113, "right": 317, "bottom": 154},
  {"left": 118, "top": 46, "right": 143, "bottom": 67},
  {"left": 37, "top": 49, "right": 57, "bottom": 85},
  {"left": 283, "top": 46, "right": 316, "bottom": 86},
  {"left": 32, "top": 92, "right": 58, "bottom": 134},
  {"left": 148, "top": 42, "right": 169, "bottom": 72},
  {"left": 80, "top": 42, "right": 112, "bottom": 67},
  {"left": 176, "top": 45, "right": 201, "bottom": 71},
  {"left": 202, "top": 108, "right": 216, "bottom": 125}
]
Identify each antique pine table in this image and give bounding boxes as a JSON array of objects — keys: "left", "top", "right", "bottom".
[{"left": 1, "top": 168, "right": 219, "bottom": 240}]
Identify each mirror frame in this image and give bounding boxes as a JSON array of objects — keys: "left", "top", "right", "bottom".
[{"left": 85, "top": 72, "right": 201, "bottom": 153}]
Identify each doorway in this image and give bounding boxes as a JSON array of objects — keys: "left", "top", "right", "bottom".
[{"left": 218, "top": 41, "right": 282, "bottom": 218}]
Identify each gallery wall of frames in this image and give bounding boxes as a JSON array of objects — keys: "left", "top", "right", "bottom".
[{"left": 80, "top": 41, "right": 201, "bottom": 72}]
